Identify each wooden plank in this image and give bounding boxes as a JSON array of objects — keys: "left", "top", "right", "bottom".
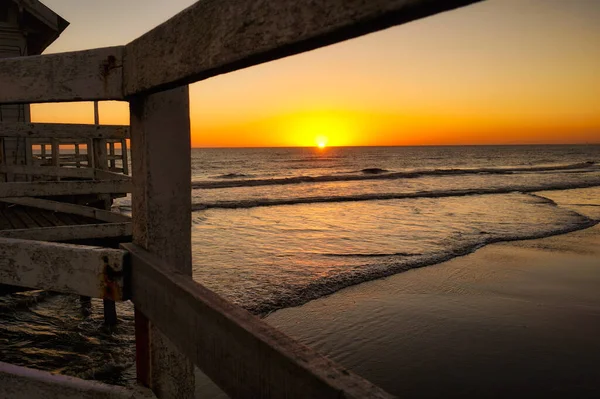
[
  {"left": 0, "top": 362, "right": 154, "bottom": 399},
  {"left": 121, "top": 139, "right": 130, "bottom": 175},
  {"left": 0, "top": 210, "right": 14, "bottom": 230},
  {"left": 0, "top": 223, "right": 132, "bottom": 242},
  {"left": 124, "top": 0, "right": 482, "bottom": 95},
  {"left": 124, "top": 243, "right": 393, "bottom": 399},
  {"left": 0, "top": 180, "right": 132, "bottom": 198},
  {"left": 0, "top": 165, "right": 95, "bottom": 179},
  {"left": 0, "top": 122, "right": 130, "bottom": 140},
  {"left": 130, "top": 87, "right": 194, "bottom": 398},
  {"left": 37, "top": 209, "right": 67, "bottom": 226},
  {"left": 2, "top": 208, "right": 26, "bottom": 229},
  {"left": 109, "top": 142, "right": 116, "bottom": 169},
  {"left": 0, "top": 47, "right": 124, "bottom": 104},
  {"left": 94, "top": 169, "right": 131, "bottom": 181},
  {"left": 12, "top": 207, "right": 40, "bottom": 228},
  {"left": 74, "top": 144, "right": 81, "bottom": 167},
  {"left": 25, "top": 138, "right": 33, "bottom": 182},
  {"left": 0, "top": 237, "right": 127, "bottom": 300},
  {"left": 0, "top": 197, "right": 131, "bottom": 223},
  {"left": 24, "top": 208, "right": 53, "bottom": 228}
]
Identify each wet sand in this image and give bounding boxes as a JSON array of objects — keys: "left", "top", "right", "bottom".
[{"left": 266, "top": 225, "right": 600, "bottom": 397}]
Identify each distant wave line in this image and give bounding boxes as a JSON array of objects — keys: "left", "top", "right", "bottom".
[
  {"left": 192, "top": 180, "right": 600, "bottom": 210},
  {"left": 192, "top": 161, "right": 597, "bottom": 190}
]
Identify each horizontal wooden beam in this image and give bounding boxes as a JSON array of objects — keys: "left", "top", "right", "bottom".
[
  {"left": 0, "top": 123, "right": 129, "bottom": 139},
  {"left": 0, "top": 223, "right": 132, "bottom": 242},
  {"left": 124, "top": 0, "right": 482, "bottom": 95},
  {"left": 0, "top": 197, "right": 130, "bottom": 223},
  {"left": 93, "top": 169, "right": 130, "bottom": 180},
  {"left": 0, "top": 362, "right": 153, "bottom": 399},
  {"left": 0, "top": 165, "right": 95, "bottom": 179},
  {"left": 0, "top": 237, "right": 128, "bottom": 300},
  {"left": 0, "top": 180, "right": 131, "bottom": 198},
  {"left": 0, "top": 46, "right": 124, "bottom": 104},
  {"left": 124, "top": 243, "right": 392, "bottom": 399}
]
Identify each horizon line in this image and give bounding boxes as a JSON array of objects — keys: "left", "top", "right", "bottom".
[{"left": 191, "top": 143, "right": 600, "bottom": 149}]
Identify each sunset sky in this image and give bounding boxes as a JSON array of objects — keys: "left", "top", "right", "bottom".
[{"left": 31, "top": 0, "right": 600, "bottom": 147}]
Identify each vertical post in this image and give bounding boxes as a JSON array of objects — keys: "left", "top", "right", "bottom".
[
  {"left": 94, "top": 101, "right": 100, "bottom": 126},
  {"left": 130, "top": 86, "right": 194, "bottom": 399},
  {"left": 51, "top": 139, "right": 60, "bottom": 181},
  {"left": 86, "top": 139, "right": 94, "bottom": 169},
  {"left": 121, "top": 138, "right": 129, "bottom": 175},
  {"left": 109, "top": 141, "right": 116, "bottom": 170},
  {"left": 74, "top": 143, "right": 81, "bottom": 168},
  {"left": 24, "top": 138, "right": 32, "bottom": 181},
  {"left": 92, "top": 101, "right": 117, "bottom": 324}
]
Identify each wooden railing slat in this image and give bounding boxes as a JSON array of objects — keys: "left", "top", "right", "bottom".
[
  {"left": 0, "top": 362, "right": 154, "bottom": 399},
  {"left": 124, "top": 243, "right": 394, "bottom": 399},
  {"left": 0, "top": 47, "right": 124, "bottom": 104},
  {"left": 0, "top": 180, "right": 131, "bottom": 198},
  {"left": 0, "top": 165, "right": 95, "bottom": 179},
  {"left": 0, "top": 237, "right": 128, "bottom": 300},
  {"left": 0, "top": 223, "right": 132, "bottom": 242},
  {"left": 0, "top": 197, "right": 131, "bottom": 223},
  {"left": 0, "top": 123, "right": 130, "bottom": 139},
  {"left": 124, "top": 0, "right": 482, "bottom": 96}
]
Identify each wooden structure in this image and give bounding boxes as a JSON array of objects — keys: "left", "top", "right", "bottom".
[{"left": 0, "top": 0, "right": 484, "bottom": 397}]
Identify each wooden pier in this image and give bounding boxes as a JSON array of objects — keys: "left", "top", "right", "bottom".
[{"left": 0, "top": 0, "right": 483, "bottom": 397}]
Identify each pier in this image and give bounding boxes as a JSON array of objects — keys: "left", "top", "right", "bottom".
[{"left": 0, "top": 0, "right": 483, "bottom": 397}]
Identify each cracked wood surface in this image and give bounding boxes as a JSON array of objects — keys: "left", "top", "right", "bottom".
[{"left": 0, "top": 237, "right": 127, "bottom": 300}]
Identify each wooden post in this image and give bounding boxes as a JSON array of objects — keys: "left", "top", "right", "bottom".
[
  {"left": 130, "top": 86, "right": 194, "bottom": 398},
  {"left": 121, "top": 139, "right": 129, "bottom": 175},
  {"left": 51, "top": 139, "right": 60, "bottom": 181},
  {"left": 74, "top": 143, "right": 81, "bottom": 168},
  {"left": 91, "top": 100, "right": 117, "bottom": 325},
  {"left": 109, "top": 141, "right": 116, "bottom": 171}
]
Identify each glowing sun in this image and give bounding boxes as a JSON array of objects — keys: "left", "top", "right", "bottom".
[{"left": 316, "top": 135, "right": 328, "bottom": 149}]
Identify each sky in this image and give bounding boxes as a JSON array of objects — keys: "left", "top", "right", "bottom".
[{"left": 30, "top": 0, "right": 600, "bottom": 147}]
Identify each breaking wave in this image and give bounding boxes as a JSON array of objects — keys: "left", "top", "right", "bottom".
[
  {"left": 192, "top": 161, "right": 597, "bottom": 189},
  {"left": 192, "top": 179, "right": 600, "bottom": 210}
]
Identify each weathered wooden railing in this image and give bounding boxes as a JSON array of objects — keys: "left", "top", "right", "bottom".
[
  {"left": 0, "top": 0, "right": 484, "bottom": 398},
  {"left": 0, "top": 122, "right": 130, "bottom": 180}
]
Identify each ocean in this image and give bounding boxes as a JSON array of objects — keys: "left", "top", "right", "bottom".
[{"left": 1, "top": 144, "right": 600, "bottom": 386}]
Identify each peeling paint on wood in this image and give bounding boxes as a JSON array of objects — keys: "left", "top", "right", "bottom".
[
  {"left": 124, "top": 0, "right": 482, "bottom": 96},
  {"left": 124, "top": 243, "right": 394, "bottom": 399},
  {"left": 0, "top": 237, "right": 128, "bottom": 300},
  {"left": 0, "top": 46, "right": 124, "bottom": 104},
  {"left": 0, "top": 122, "right": 130, "bottom": 139}
]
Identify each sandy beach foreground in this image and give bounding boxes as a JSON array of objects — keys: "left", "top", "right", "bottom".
[{"left": 266, "top": 225, "right": 600, "bottom": 397}]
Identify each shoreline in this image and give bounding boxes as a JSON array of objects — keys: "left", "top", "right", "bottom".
[{"left": 265, "top": 224, "right": 600, "bottom": 397}]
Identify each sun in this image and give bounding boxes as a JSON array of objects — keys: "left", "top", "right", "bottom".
[{"left": 316, "top": 135, "right": 328, "bottom": 149}]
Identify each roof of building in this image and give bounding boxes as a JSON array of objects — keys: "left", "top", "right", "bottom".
[{"left": 8, "top": 0, "right": 69, "bottom": 55}]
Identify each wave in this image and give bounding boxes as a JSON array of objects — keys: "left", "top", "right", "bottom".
[
  {"left": 214, "top": 173, "right": 255, "bottom": 179},
  {"left": 361, "top": 168, "right": 389, "bottom": 174},
  {"left": 192, "top": 161, "right": 597, "bottom": 190},
  {"left": 321, "top": 252, "right": 419, "bottom": 258},
  {"left": 254, "top": 214, "right": 598, "bottom": 315},
  {"left": 192, "top": 180, "right": 600, "bottom": 210}
]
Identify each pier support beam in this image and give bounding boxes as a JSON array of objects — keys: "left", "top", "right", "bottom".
[{"left": 130, "top": 86, "right": 194, "bottom": 398}]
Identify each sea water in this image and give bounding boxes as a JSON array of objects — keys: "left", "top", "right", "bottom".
[{"left": 1, "top": 144, "right": 599, "bottom": 384}]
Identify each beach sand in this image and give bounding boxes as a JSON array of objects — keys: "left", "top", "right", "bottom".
[{"left": 266, "top": 225, "right": 600, "bottom": 397}]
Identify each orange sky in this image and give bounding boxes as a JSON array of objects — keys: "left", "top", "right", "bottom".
[{"left": 31, "top": 0, "right": 600, "bottom": 147}]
